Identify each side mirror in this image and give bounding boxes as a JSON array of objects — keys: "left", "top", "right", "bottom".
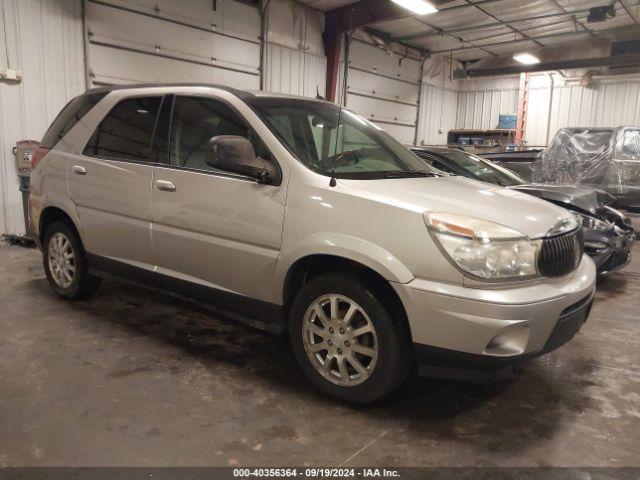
[{"left": 207, "top": 135, "right": 279, "bottom": 184}]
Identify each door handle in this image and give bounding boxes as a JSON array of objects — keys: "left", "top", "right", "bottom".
[
  {"left": 72, "top": 165, "right": 87, "bottom": 175},
  {"left": 155, "top": 180, "right": 176, "bottom": 192}
]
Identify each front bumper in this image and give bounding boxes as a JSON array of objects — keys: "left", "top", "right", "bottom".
[
  {"left": 584, "top": 228, "right": 634, "bottom": 275},
  {"left": 392, "top": 256, "right": 596, "bottom": 379}
]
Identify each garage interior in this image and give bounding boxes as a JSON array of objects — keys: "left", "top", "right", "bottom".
[{"left": 1, "top": 0, "right": 640, "bottom": 471}]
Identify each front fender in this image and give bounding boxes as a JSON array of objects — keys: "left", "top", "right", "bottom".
[{"left": 273, "top": 233, "right": 415, "bottom": 304}]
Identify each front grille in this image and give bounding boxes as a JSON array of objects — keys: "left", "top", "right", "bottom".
[{"left": 538, "top": 229, "right": 584, "bottom": 277}]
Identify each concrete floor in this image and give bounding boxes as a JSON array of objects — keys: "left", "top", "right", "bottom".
[{"left": 1, "top": 243, "right": 639, "bottom": 467}]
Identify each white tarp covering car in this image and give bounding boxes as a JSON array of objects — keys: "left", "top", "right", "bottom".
[{"left": 534, "top": 127, "right": 640, "bottom": 210}]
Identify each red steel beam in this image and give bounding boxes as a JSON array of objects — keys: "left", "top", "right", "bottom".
[{"left": 323, "top": 0, "right": 415, "bottom": 100}]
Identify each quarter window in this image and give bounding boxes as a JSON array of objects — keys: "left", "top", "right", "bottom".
[
  {"left": 41, "top": 92, "right": 107, "bottom": 149},
  {"left": 169, "top": 96, "right": 253, "bottom": 172},
  {"left": 83, "top": 96, "right": 162, "bottom": 162}
]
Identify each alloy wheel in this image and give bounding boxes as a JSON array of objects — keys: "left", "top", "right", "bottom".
[
  {"left": 302, "top": 294, "right": 379, "bottom": 387},
  {"left": 47, "top": 232, "right": 76, "bottom": 289}
]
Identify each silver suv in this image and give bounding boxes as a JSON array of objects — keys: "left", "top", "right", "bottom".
[{"left": 29, "top": 84, "right": 596, "bottom": 403}]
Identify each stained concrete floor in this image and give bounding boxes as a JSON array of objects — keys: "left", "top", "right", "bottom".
[{"left": 1, "top": 243, "right": 639, "bottom": 468}]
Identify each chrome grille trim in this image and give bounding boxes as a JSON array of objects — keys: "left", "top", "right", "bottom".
[{"left": 538, "top": 228, "right": 584, "bottom": 277}]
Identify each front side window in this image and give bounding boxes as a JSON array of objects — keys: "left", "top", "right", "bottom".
[
  {"left": 169, "top": 96, "right": 256, "bottom": 172},
  {"left": 248, "top": 98, "right": 438, "bottom": 179},
  {"left": 83, "top": 96, "right": 162, "bottom": 162},
  {"left": 619, "top": 129, "right": 640, "bottom": 160}
]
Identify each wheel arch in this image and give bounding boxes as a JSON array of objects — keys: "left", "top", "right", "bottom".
[
  {"left": 280, "top": 253, "right": 413, "bottom": 343},
  {"left": 39, "top": 205, "right": 81, "bottom": 244}
]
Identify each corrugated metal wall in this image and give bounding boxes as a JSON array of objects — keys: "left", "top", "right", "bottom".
[
  {"left": 0, "top": 0, "right": 85, "bottom": 235},
  {"left": 526, "top": 77, "right": 640, "bottom": 147},
  {"left": 416, "top": 84, "right": 457, "bottom": 146},
  {"left": 455, "top": 88, "right": 519, "bottom": 131},
  {"left": 264, "top": 44, "right": 326, "bottom": 97},
  {"left": 263, "top": 0, "right": 326, "bottom": 98}
]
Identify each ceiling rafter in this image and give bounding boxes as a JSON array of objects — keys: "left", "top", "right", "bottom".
[
  {"left": 410, "top": 17, "right": 499, "bottom": 57},
  {"left": 394, "top": 8, "right": 594, "bottom": 42},
  {"left": 462, "top": 0, "right": 545, "bottom": 47},
  {"left": 547, "top": 0, "right": 595, "bottom": 38},
  {"left": 618, "top": 0, "right": 640, "bottom": 25},
  {"left": 447, "top": 17, "right": 588, "bottom": 45},
  {"left": 428, "top": 25, "right": 632, "bottom": 54}
]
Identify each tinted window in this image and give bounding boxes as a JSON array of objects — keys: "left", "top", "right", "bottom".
[
  {"left": 83, "top": 96, "right": 162, "bottom": 162},
  {"left": 41, "top": 92, "right": 107, "bottom": 149},
  {"left": 169, "top": 96, "right": 255, "bottom": 171}
]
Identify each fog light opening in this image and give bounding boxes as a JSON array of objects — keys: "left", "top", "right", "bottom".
[{"left": 484, "top": 325, "right": 530, "bottom": 357}]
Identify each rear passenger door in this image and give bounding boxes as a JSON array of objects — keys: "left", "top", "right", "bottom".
[
  {"left": 150, "top": 95, "right": 285, "bottom": 304},
  {"left": 70, "top": 95, "right": 163, "bottom": 267}
]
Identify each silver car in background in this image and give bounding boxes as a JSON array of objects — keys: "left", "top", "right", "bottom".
[{"left": 29, "top": 84, "right": 596, "bottom": 403}]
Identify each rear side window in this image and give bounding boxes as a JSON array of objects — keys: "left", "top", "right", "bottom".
[
  {"left": 83, "top": 96, "right": 162, "bottom": 162},
  {"left": 40, "top": 92, "right": 107, "bottom": 149}
]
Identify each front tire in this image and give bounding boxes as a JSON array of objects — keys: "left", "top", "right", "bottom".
[
  {"left": 43, "top": 221, "right": 101, "bottom": 299},
  {"left": 289, "top": 273, "right": 410, "bottom": 403}
]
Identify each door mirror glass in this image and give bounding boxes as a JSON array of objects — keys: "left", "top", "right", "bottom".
[{"left": 207, "top": 135, "right": 267, "bottom": 180}]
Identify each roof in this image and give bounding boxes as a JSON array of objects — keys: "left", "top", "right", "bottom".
[
  {"left": 86, "top": 83, "right": 255, "bottom": 99},
  {"left": 411, "top": 146, "right": 456, "bottom": 153},
  {"left": 84, "top": 83, "right": 333, "bottom": 104}
]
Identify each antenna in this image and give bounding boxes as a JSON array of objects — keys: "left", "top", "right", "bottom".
[
  {"left": 329, "top": 29, "right": 351, "bottom": 188},
  {"left": 316, "top": 85, "right": 325, "bottom": 101}
]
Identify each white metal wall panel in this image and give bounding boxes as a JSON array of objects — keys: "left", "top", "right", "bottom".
[
  {"left": 264, "top": 44, "right": 326, "bottom": 97},
  {"left": 525, "top": 80, "right": 640, "bottom": 147},
  {"left": 263, "top": 1, "right": 326, "bottom": 98},
  {"left": 416, "top": 84, "right": 458, "bottom": 146},
  {"left": 86, "top": 0, "right": 260, "bottom": 88},
  {"left": 0, "top": 0, "right": 85, "bottom": 235},
  {"left": 525, "top": 86, "right": 552, "bottom": 147},
  {"left": 455, "top": 88, "right": 518, "bottom": 130},
  {"left": 345, "top": 39, "right": 420, "bottom": 145},
  {"left": 597, "top": 82, "right": 640, "bottom": 126},
  {"left": 266, "top": 0, "right": 324, "bottom": 57}
]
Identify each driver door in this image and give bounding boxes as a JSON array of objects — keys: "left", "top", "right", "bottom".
[{"left": 150, "top": 95, "right": 285, "bottom": 307}]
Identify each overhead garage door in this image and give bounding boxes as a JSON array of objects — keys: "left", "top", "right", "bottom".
[
  {"left": 345, "top": 38, "right": 421, "bottom": 145},
  {"left": 85, "top": 0, "right": 261, "bottom": 89}
]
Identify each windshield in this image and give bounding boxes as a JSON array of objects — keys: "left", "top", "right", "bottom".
[
  {"left": 439, "top": 150, "right": 525, "bottom": 187},
  {"left": 248, "top": 97, "right": 440, "bottom": 179}
]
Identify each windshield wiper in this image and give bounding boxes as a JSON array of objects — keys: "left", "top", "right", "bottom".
[{"left": 383, "top": 170, "right": 439, "bottom": 178}]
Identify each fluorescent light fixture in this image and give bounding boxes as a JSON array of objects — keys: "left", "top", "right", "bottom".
[
  {"left": 390, "top": 0, "right": 438, "bottom": 15},
  {"left": 513, "top": 53, "right": 540, "bottom": 65}
]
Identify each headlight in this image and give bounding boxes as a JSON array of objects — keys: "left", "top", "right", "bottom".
[
  {"left": 425, "top": 213, "right": 540, "bottom": 280},
  {"left": 575, "top": 213, "right": 611, "bottom": 231}
]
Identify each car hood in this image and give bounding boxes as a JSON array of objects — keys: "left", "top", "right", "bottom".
[
  {"left": 508, "top": 183, "right": 616, "bottom": 215},
  {"left": 340, "top": 176, "right": 574, "bottom": 239}
]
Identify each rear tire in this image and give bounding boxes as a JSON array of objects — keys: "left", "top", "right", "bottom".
[
  {"left": 43, "top": 221, "right": 101, "bottom": 299},
  {"left": 289, "top": 273, "right": 410, "bottom": 403}
]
